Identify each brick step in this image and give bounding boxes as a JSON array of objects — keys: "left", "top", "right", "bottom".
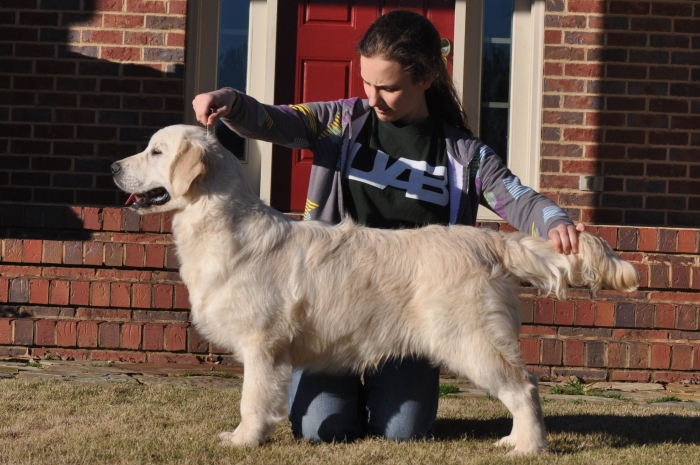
[{"left": 1, "top": 237, "right": 178, "bottom": 268}]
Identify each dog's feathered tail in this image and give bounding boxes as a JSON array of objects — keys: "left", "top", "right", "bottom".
[{"left": 501, "top": 231, "right": 639, "bottom": 300}]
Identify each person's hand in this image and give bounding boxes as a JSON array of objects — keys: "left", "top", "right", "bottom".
[
  {"left": 548, "top": 222, "right": 586, "bottom": 255},
  {"left": 192, "top": 87, "right": 237, "bottom": 126}
]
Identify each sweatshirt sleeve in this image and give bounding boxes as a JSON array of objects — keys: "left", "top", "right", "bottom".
[
  {"left": 221, "top": 90, "right": 344, "bottom": 150},
  {"left": 473, "top": 145, "right": 573, "bottom": 238}
]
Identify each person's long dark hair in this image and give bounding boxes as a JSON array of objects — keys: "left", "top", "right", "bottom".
[{"left": 357, "top": 10, "right": 471, "bottom": 134}]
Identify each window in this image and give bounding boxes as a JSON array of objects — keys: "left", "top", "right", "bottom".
[
  {"left": 454, "top": 0, "right": 545, "bottom": 221},
  {"left": 184, "top": 0, "right": 279, "bottom": 200}
]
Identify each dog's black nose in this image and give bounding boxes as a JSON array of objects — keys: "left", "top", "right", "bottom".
[{"left": 111, "top": 162, "right": 121, "bottom": 175}]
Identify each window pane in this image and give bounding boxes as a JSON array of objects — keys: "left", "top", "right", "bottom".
[
  {"left": 216, "top": 0, "right": 250, "bottom": 159},
  {"left": 479, "top": 0, "right": 513, "bottom": 165}
]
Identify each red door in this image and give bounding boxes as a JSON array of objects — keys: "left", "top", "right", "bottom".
[{"left": 273, "top": 0, "right": 455, "bottom": 213}]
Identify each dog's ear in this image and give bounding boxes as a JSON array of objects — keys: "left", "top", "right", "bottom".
[{"left": 170, "top": 138, "right": 207, "bottom": 198}]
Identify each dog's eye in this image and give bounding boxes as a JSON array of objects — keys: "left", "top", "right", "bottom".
[{"left": 152, "top": 149, "right": 161, "bottom": 155}]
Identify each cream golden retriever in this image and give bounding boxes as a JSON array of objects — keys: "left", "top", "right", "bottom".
[{"left": 112, "top": 125, "right": 639, "bottom": 456}]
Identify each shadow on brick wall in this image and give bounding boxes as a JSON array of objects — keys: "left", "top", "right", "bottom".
[
  {"left": 0, "top": 2, "right": 185, "bottom": 206},
  {"left": 541, "top": 0, "right": 700, "bottom": 228}
]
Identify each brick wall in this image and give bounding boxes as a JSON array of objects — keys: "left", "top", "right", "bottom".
[
  {"left": 0, "top": 203, "right": 239, "bottom": 363},
  {"left": 496, "top": 222, "right": 700, "bottom": 383},
  {"left": 1, "top": 209, "right": 698, "bottom": 378},
  {"left": 541, "top": 0, "right": 700, "bottom": 227},
  {"left": 0, "top": 0, "right": 187, "bottom": 206}
]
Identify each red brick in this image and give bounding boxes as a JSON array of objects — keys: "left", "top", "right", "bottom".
[
  {"left": 90, "top": 282, "right": 111, "bottom": 307},
  {"left": 101, "top": 47, "right": 141, "bottom": 61},
  {"left": 608, "top": 341, "right": 626, "bottom": 368},
  {"left": 165, "top": 324, "right": 186, "bottom": 352},
  {"left": 678, "top": 230, "right": 698, "bottom": 253},
  {"left": 23, "top": 240, "right": 42, "bottom": 263},
  {"left": 519, "top": 338, "right": 540, "bottom": 365},
  {"left": 671, "top": 345, "right": 693, "bottom": 370},
  {"left": 650, "top": 265, "right": 669, "bottom": 289},
  {"left": 103, "top": 13, "right": 144, "bottom": 28},
  {"left": 0, "top": 319, "right": 12, "bottom": 344},
  {"left": 597, "top": 227, "right": 618, "bottom": 249},
  {"left": 676, "top": 305, "right": 697, "bottom": 330},
  {"left": 92, "top": 351, "right": 147, "bottom": 363},
  {"left": 132, "top": 283, "right": 151, "bottom": 308},
  {"left": 90, "top": 0, "right": 124, "bottom": 12},
  {"left": 554, "top": 301, "right": 575, "bottom": 325},
  {"left": 84, "top": 242, "right": 103, "bottom": 266},
  {"left": 166, "top": 32, "right": 185, "bottom": 47},
  {"left": 52, "top": 322, "right": 76, "bottom": 349},
  {"left": 99, "top": 322, "right": 120, "bottom": 349},
  {"left": 637, "top": 228, "right": 658, "bottom": 252},
  {"left": 124, "top": 243, "right": 145, "bottom": 267},
  {"left": 568, "top": 0, "right": 606, "bottom": 13},
  {"left": 4, "top": 239, "right": 22, "bottom": 262},
  {"left": 672, "top": 266, "right": 690, "bottom": 289},
  {"left": 83, "top": 207, "right": 102, "bottom": 230},
  {"left": 163, "top": 212, "right": 173, "bottom": 232},
  {"left": 127, "top": 0, "right": 166, "bottom": 13},
  {"left": 153, "top": 284, "right": 173, "bottom": 309},
  {"left": 611, "top": 371, "right": 650, "bottom": 382},
  {"left": 545, "top": 30, "right": 562, "bottom": 44},
  {"left": 535, "top": 299, "right": 555, "bottom": 324},
  {"left": 693, "top": 268, "right": 700, "bottom": 291},
  {"left": 0, "top": 278, "right": 7, "bottom": 303},
  {"left": 70, "top": 281, "right": 89, "bottom": 306},
  {"left": 656, "top": 303, "right": 675, "bottom": 328},
  {"left": 49, "top": 280, "right": 70, "bottom": 305},
  {"left": 35, "top": 319, "right": 56, "bottom": 346},
  {"left": 141, "top": 214, "right": 161, "bottom": 232},
  {"left": 594, "top": 302, "right": 615, "bottom": 327},
  {"left": 651, "top": 343, "right": 671, "bottom": 369},
  {"left": 77, "top": 321, "right": 98, "bottom": 348},
  {"left": 143, "top": 323, "right": 164, "bottom": 351},
  {"left": 564, "top": 339, "right": 584, "bottom": 366},
  {"left": 145, "top": 244, "right": 165, "bottom": 268},
  {"left": 575, "top": 301, "right": 594, "bottom": 326},
  {"left": 111, "top": 282, "right": 131, "bottom": 307},
  {"left": 121, "top": 323, "right": 142, "bottom": 350},
  {"left": 30, "top": 279, "right": 49, "bottom": 304},
  {"left": 14, "top": 319, "right": 34, "bottom": 346},
  {"left": 169, "top": 1, "right": 187, "bottom": 14},
  {"left": 628, "top": 342, "right": 650, "bottom": 368},
  {"left": 103, "top": 208, "right": 122, "bottom": 231},
  {"left": 520, "top": 325, "right": 557, "bottom": 336},
  {"left": 148, "top": 353, "right": 200, "bottom": 364},
  {"left": 43, "top": 241, "right": 62, "bottom": 264}
]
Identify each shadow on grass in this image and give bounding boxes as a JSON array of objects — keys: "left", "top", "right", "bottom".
[{"left": 435, "top": 414, "right": 700, "bottom": 445}]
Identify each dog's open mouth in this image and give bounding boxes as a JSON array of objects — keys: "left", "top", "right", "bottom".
[{"left": 125, "top": 187, "right": 171, "bottom": 208}]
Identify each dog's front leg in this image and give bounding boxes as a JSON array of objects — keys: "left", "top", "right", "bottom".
[{"left": 219, "top": 349, "right": 292, "bottom": 447}]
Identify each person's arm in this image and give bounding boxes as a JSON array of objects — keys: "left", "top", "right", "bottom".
[
  {"left": 474, "top": 145, "right": 584, "bottom": 254},
  {"left": 192, "top": 87, "right": 343, "bottom": 150}
]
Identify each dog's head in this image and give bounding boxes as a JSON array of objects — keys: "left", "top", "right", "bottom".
[{"left": 112, "top": 125, "right": 213, "bottom": 213}]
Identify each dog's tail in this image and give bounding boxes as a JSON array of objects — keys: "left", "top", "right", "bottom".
[{"left": 501, "top": 231, "right": 639, "bottom": 299}]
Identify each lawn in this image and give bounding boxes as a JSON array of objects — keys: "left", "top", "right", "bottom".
[{"left": 1, "top": 379, "right": 699, "bottom": 464}]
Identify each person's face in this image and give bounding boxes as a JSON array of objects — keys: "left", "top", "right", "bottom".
[{"left": 360, "top": 56, "right": 432, "bottom": 125}]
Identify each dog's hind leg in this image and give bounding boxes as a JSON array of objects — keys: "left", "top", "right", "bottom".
[{"left": 219, "top": 347, "right": 292, "bottom": 447}]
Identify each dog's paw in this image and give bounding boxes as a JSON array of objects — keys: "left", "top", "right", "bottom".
[
  {"left": 494, "top": 434, "right": 517, "bottom": 448},
  {"left": 218, "top": 429, "right": 262, "bottom": 447}
]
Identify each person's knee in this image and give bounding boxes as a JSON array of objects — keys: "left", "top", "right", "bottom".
[{"left": 292, "top": 412, "right": 363, "bottom": 443}]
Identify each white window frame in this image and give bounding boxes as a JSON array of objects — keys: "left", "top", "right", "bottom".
[
  {"left": 184, "top": 0, "right": 278, "bottom": 202},
  {"left": 453, "top": 0, "right": 545, "bottom": 222}
]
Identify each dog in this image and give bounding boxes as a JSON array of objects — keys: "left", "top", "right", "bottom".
[{"left": 112, "top": 124, "right": 639, "bottom": 456}]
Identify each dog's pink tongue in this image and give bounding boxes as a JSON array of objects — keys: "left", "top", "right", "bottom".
[{"left": 125, "top": 193, "right": 136, "bottom": 205}]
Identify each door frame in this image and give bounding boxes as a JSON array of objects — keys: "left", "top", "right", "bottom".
[{"left": 185, "top": 1, "right": 544, "bottom": 215}]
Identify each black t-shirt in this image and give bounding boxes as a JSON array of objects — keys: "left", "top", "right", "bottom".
[{"left": 342, "top": 110, "right": 450, "bottom": 229}]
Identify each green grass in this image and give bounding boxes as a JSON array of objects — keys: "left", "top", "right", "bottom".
[
  {"left": 548, "top": 379, "right": 585, "bottom": 396},
  {"left": 1, "top": 379, "right": 700, "bottom": 464},
  {"left": 439, "top": 384, "right": 460, "bottom": 397},
  {"left": 647, "top": 395, "right": 685, "bottom": 404},
  {"left": 169, "top": 370, "right": 240, "bottom": 379},
  {"left": 26, "top": 362, "right": 42, "bottom": 368}
]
